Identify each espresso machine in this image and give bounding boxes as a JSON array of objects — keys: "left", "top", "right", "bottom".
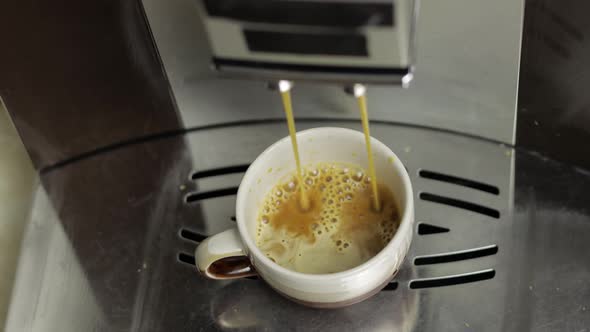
[
  {"left": 196, "top": 0, "right": 415, "bottom": 85},
  {"left": 1, "top": 0, "right": 590, "bottom": 331}
]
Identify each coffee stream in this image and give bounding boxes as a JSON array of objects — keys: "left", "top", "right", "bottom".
[
  {"left": 279, "top": 81, "right": 310, "bottom": 211},
  {"left": 258, "top": 81, "right": 398, "bottom": 274},
  {"left": 279, "top": 81, "right": 380, "bottom": 212},
  {"left": 354, "top": 84, "right": 381, "bottom": 212}
]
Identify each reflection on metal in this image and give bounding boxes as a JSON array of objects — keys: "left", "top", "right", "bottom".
[
  {"left": 141, "top": 0, "right": 523, "bottom": 143},
  {"left": 175, "top": 122, "right": 511, "bottom": 321},
  {"left": 7, "top": 121, "right": 590, "bottom": 331},
  {"left": 5, "top": 188, "right": 105, "bottom": 332}
]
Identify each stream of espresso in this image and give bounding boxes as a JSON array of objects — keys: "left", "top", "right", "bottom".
[
  {"left": 355, "top": 84, "right": 381, "bottom": 211},
  {"left": 260, "top": 82, "right": 397, "bottom": 274},
  {"left": 278, "top": 81, "right": 380, "bottom": 212},
  {"left": 279, "top": 81, "right": 310, "bottom": 211}
]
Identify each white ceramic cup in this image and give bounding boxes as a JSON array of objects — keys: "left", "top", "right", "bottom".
[{"left": 195, "top": 127, "right": 414, "bottom": 308}]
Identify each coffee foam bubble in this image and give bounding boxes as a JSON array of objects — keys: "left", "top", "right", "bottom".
[{"left": 256, "top": 162, "right": 400, "bottom": 274}]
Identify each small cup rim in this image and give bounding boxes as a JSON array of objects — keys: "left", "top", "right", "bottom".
[{"left": 236, "top": 127, "right": 414, "bottom": 281}]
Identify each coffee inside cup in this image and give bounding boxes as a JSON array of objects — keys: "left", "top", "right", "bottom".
[{"left": 256, "top": 162, "right": 400, "bottom": 274}]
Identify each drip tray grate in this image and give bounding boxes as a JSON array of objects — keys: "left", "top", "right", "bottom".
[
  {"left": 159, "top": 121, "right": 514, "bottom": 330},
  {"left": 179, "top": 162, "right": 504, "bottom": 291},
  {"left": 11, "top": 121, "right": 516, "bottom": 331}
]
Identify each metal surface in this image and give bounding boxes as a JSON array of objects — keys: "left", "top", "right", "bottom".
[
  {"left": 3, "top": 0, "right": 590, "bottom": 175},
  {"left": 0, "top": 0, "right": 182, "bottom": 169},
  {"left": 141, "top": 0, "right": 523, "bottom": 144},
  {"left": 517, "top": 0, "right": 590, "bottom": 170},
  {"left": 195, "top": 0, "right": 416, "bottom": 85},
  {"left": 6, "top": 121, "right": 590, "bottom": 331}
]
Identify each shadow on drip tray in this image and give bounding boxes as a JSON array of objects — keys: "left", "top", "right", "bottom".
[{"left": 209, "top": 277, "right": 419, "bottom": 331}]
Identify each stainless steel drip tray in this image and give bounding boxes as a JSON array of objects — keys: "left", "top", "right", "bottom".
[{"left": 6, "top": 120, "right": 590, "bottom": 332}]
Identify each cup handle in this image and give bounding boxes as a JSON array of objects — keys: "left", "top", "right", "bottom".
[{"left": 195, "top": 228, "right": 257, "bottom": 280}]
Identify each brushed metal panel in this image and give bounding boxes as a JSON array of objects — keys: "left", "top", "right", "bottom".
[{"left": 141, "top": 0, "right": 523, "bottom": 143}]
